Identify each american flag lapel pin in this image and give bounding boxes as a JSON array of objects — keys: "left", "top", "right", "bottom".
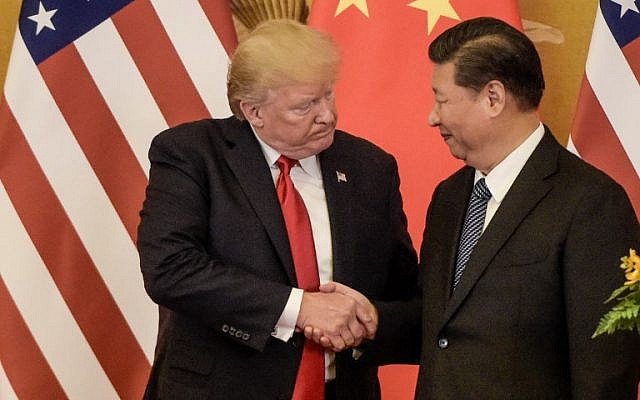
[{"left": 336, "top": 171, "right": 347, "bottom": 183}]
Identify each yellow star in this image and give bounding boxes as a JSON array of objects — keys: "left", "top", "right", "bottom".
[
  {"left": 408, "top": 0, "right": 460, "bottom": 34},
  {"left": 335, "top": 0, "right": 370, "bottom": 17}
]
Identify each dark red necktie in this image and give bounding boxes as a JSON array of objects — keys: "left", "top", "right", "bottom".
[{"left": 275, "top": 155, "right": 324, "bottom": 400}]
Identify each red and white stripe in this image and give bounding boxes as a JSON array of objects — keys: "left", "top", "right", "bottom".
[
  {"left": 0, "top": 1, "right": 236, "bottom": 398},
  {"left": 569, "top": 5, "right": 640, "bottom": 219}
]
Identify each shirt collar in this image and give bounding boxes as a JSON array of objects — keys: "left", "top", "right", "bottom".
[
  {"left": 250, "top": 124, "right": 322, "bottom": 180},
  {"left": 475, "top": 122, "right": 545, "bottom": 204}
]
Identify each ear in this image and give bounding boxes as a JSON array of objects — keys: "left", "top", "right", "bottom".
[
  {"left": 483, "top": 80, "right": 506, "bottom": 117},
  {"left": 239, "top": 101, "right": 264, "bottom": 128}
]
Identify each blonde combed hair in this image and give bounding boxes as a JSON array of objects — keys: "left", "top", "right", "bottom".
[{"left": 227, "top": 19, "right": 341, "bottom": 120}]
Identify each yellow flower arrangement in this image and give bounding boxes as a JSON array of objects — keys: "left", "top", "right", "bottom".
[{"left": 593, "top": 249, "right": 640, "bottom": 338}]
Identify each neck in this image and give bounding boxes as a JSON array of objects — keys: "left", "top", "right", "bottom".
[{"left": 475, "top": 112, "right": 540, "bottom": 174}]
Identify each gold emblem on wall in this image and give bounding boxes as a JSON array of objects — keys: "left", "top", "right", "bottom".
[
  {"left": 523, "top": 19, "right": 565, "bottom": 44},
  {"left": 230, "top": 0, "right": 309, "bottom": 33}
]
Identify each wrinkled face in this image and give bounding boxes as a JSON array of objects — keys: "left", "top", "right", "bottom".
[
  {"left": 247, "top": 82, "right": 337, "bottom": 159},
  {"left": 428, "top": 62, "right": 493, "bottom": 169}
]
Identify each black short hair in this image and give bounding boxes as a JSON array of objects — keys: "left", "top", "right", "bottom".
[{"left": 429, "top": 17, "right": 544, "bottom": 111}]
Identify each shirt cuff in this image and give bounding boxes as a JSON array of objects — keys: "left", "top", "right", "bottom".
[{"left": 272, "top": 287, "right": 303, "bottom": 341}]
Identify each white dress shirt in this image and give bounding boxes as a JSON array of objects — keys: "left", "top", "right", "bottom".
[
  {"left": 476, "top": 122, "right": 545, "bottom": 231},
  {"left": 251, "top": 128, "right": 336, "bottom": 380}
]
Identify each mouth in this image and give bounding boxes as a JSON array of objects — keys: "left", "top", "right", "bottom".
[
  {"left": 315, "top": 127, "right": 335, "bottom": 137},
  {"left": 441, "top": 132, "right": 452, "bottom": 141}
]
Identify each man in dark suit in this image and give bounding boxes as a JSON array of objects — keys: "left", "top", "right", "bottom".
[
  {"left": 137, "top": 19, "right": 417, "bottom": 400},
  {"left": 415, "top": 17, "right": 640, "bottom": 399}
]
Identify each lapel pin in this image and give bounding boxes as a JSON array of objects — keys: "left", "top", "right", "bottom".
[{"left": 336, "top": 171, "right": 347, "bottom": 183}]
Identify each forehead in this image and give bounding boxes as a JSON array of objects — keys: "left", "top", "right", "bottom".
[
  {"left": 431, "top": 62, "right": 457, "bottom": 92},
  {"left": 431, "top": 62, "right": 481, "bottom": 102},
  {"left": 266, "top": 82, "right": 332, "bottom": 102}
]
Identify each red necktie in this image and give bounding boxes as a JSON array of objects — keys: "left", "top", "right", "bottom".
[{"left": 275, "top": 155, "right": 324, "bottom": 400}]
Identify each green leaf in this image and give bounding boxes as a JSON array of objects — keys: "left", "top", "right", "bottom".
[
  {"left": 592, "top": 300, "right": 640, "bottom": 338},
  {"left": 605, "top": 285, "right": 630, "bottom": 303}
]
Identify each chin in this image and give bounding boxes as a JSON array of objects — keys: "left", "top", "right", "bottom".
[
  {"left": 309, "top": 133, "right": 335, "bottom": 155},
  {"left": 448, "top": 147, "right": 465, "bottom": 161},
  {"left": 317, "top": 135, "right": 335, "bottom": 152}
]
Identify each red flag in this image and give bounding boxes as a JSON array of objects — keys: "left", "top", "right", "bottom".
[
  {"left": 309, "top": 1, "right": 522, "bottom": 398},
  {"left": 0, "top": 1, "right": 236, "bottom": 398},
  {"left": 569, "top": 0, "right": 640, "bottom": 220}
]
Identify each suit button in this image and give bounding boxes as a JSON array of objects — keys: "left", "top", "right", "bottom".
[
  {"left": 222, "top": 324, "right": 229, "bottom": 333},
  {"left": 438, "top": 338, "right": 449, "bottom": 349},
  {"left": 235, "top": 330, "right": 243, "bottom": 338},
  {"left": 242, "top": 333, "right": 250, "bottom": 341},
  {"left": 229, "top": 327, "right": 236, "bottom": 335}
]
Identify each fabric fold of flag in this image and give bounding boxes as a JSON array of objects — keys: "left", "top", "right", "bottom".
[
  {"left": 569, "top": 0, "right": 640, "bottom": 220},
  {"left": 0, "top": 1, "right": 236, "bottom": 398}
]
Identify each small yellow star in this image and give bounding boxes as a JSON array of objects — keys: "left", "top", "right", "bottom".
[
  {"left": 335, "top": 0, "right": 370, "bottom": 17},
  {"left": 408, "top": 0, "right": 460, "bottom": 34}
]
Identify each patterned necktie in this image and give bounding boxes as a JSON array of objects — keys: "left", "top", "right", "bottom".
[
  {"left": 275, "top": 155, "right": 324, "bottom": 400},
  {"left": 453, "top": 178, "right": 492, "bottom": 289}
]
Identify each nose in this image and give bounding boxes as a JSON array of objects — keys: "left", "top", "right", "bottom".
[
  {"left": 428, "top": 104, "right": 440, "bottom": 127},
  {"left": 315, "top": 98, "right": 336, "bottom": 125}
]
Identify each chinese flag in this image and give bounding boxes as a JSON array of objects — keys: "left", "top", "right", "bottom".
[{"left": 309, "top": 1, "right": 521, "bottom": 399}]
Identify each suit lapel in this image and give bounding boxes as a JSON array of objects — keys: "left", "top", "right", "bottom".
[
  {"left": 221, "top": 120, "right": 297, "bottom": 285},
  {"left": 319, "top": 135, "right": 355, "bottom": 287},
  {"left": 439, "top": 130, "right": 559, "bottom": 330},
  {"left": 434, "top": 168, "right": 475, "bottom": 303}
]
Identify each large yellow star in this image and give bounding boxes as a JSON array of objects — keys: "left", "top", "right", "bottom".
[
  {"left": 408, "top": 0, "right": 460, "bottom": 34},
  {"left": 335, "top": 0, "right": 370, "bottom": 17}
]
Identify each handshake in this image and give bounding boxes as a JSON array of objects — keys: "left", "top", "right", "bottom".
[{"left": 296, "top": 282, "right": 377, "bottom": 352}]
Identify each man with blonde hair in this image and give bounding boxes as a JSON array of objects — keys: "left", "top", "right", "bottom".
[{"left": 137, "top": 19, "right": 418, "bottom": 400}]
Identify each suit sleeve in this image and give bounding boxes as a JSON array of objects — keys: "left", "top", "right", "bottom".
[
  {"left": 563, "top": 179, "right": 640, "bottom": 398},
  {"left": 137, "top": 130, "right": 292, "bottom": 352}
]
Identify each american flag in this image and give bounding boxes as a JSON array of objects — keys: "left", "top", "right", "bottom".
[
  {"left": 0, "top": 1, "right": 236, "bottom": 398},
  {"left": 569, "top": 0, "right": 640, "bottom": 220}
]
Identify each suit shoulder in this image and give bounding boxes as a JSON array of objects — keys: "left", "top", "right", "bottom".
[
  {"left": 152, "top": 117, "right": 237, "bottom": 146},
  {"left": 150, "top": 117, "right": 248, "bottom": 160},
  {"left": 556, "top": 147, "right": 626, "bottom": 193},
  {"left": 437, "top": 166, "right": 472, "bottom": 191},
  {"left": 333, "top": 130, "right": 395, "bottom": 164}
]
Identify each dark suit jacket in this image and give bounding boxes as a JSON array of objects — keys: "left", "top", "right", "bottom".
[
  {"left": 415, "top": 129, "right": 640, "bottom": 399},
  {"left": 137, "top": 117, "right": 418, "bottom": 400}
]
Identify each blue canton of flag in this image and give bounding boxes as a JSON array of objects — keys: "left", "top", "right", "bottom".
[
  {"left": 19, "top": 0, "right": 133, "bottom": 64},
  {"left": 601, "top": 0, "right": 640, "bottom": 47}
]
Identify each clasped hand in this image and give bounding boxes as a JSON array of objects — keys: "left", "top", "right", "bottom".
[{"left": 296, "top": 282, "right": 377, "bottom": 352}]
